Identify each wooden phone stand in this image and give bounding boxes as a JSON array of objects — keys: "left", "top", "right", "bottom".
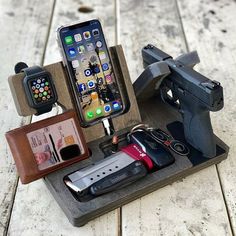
[{"left": 8, "top": 45, "right": 229, "bottom": 227}]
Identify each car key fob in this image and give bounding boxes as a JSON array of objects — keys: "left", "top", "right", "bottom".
[{"left": 128, "top": 129, "right": 175, "bottom": 169}]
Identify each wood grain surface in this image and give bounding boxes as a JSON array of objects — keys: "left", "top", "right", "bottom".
[
  {"left": 178, "top": 0, "right": 236, "bottom": 234},
  {"left": 1, "top": 0, "right": 236, "bottom": 235},
  {"left": 119, "top": 0, "right": 233, "bottom": 235},
  {"left": 0, "top": 0, "right": 55, "bottom": 235},
  {"left": 6, "top": 0, "right": 121, "bottom": 235}
]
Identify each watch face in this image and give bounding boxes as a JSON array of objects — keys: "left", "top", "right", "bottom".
[{"left": 28, "top": 76, "right": 55, "bottom": 105}]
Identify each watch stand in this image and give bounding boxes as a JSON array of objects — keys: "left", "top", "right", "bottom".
[
  {"left": 8, "top": 45, "right": 141, "bottom": 142},
  {"left": 8, "top": 45, "right": 229, "bottom": 227}
]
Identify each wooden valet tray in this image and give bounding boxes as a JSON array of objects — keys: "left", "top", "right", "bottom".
[
  {"left": 8, "top": 45, "right": 229, "bottom": 227},
  {"left": 44, "top": 95, "right": 228, "bottom": 227}
]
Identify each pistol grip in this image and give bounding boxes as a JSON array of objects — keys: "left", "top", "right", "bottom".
[{"left": 183, "top": 109, "right": 216, "bottom": 158}]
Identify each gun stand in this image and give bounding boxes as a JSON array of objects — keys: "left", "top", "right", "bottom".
[{"left": 8, "top": 45, "right": 229, "bottom": 227}]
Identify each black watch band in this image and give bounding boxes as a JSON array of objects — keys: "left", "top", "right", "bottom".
[
  {"left": 34, "top": 105, "right": 53, "bottom": 116},
  {"left": 22, "top": 66, "right": 43, "bottom": 76},
  {"left": 22, "top": 66, "right": 55, "bottom": 115}
]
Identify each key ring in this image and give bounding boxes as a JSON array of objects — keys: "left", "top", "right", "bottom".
[
  {"left": 127, "top": 124, "right": 150, "bottom": 142},
  {"left": 130, "top": 124, "right": 149, "bottom": 133},
  {"left": 128, "top": 124, "right": 190, "bottom": 156},
  {"left": 149, "top": 129, "right": 190, "bottom": 156}
]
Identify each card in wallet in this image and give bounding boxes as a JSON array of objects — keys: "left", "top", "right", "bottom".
[{"left": 5, "top": 110, "right": 89, "bottom": 184}]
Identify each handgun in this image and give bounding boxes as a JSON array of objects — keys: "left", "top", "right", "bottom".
[{"left": 141, "top": 44, "right": 224, "bottom": 158}]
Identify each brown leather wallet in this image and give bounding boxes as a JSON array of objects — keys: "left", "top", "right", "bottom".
[{"left": 5, "top": 110, "right": 89, "bottom": 184}]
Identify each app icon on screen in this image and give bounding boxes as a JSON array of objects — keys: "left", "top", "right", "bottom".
[
  {"left": 105, "top": 75, "right": 112, "bottom": 83},
  {"left": 86, "top": 111, "right": 94, "bottom": 119},
  {"left": 97, "top": 77, "right": 103, "bottom": 85},
  {"left": 83, "top": 31, "right": 91, "bottom": 39},
  {"left": 112, "top": 101, "right": 120, "bottom": 110},
  {"left": 68, "top": 48, "right": 76, "bottom": 57},
  {"left": 72, "top": 60, "right": 79, "bottom": 68},
  {"left": 87, "top": 80, "right": 95, "bottom": 88},
  {"left": 96, "top": 107, "right": 102, "bottom": 115},
  {"left": 81, "top": 56, "right": 88, "bottom": 64},
  {"left": 93, "top": 65, "right": 100, "bottom": 74},
  {"left": 96, "top": 40, "right": 103, "bottom": 48},
  {"left": 78, "top": 45, "right": 85, "bottom": 54},
  {"left": 84, "top": 69, "right": 92, "bottom": 77},
  {"left": 102, "top": 63, "right": 109, "bottom": 71},
  {"left": 74, "top": 34, "right": 82, "bottom": 42},
  {"left": 91, "top": 92, "right": 98, "bottom": 100},
  {"left": 104, "top": 104, "right": 111, "bottom": 113},
  {"left": 90, "top": 55, "right": 98, "bottom": 63},
  {"left": 86, "top": 43, "right": 94, "bottom": 51},
  {"left": 99, "top": 51, "right": 106, "bottom": 60},
  {"left": 92, "top": 29, "right": 99, "bottom": 37},
  {"left": 65, "top": 36, "right": 73, "bottom": 45},
  {"left": 78, "top": 83, "right": 86, "bottom": 92}
]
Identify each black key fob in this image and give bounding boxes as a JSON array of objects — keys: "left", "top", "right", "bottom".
[{"left": 128, "top": 129, "right": 175, "bottom": 169}]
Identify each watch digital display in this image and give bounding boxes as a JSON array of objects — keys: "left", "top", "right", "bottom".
[{"left": 28, "top": 76, "right": 54, "bottom": 105}]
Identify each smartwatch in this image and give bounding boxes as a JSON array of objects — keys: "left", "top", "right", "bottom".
[{"left": 22, "top": 66, "right": 58, "bottom": 115}]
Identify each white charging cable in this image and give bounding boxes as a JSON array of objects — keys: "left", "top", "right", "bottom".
[{"left": 102, "top": 118, "right": 111, "bottom": 136}]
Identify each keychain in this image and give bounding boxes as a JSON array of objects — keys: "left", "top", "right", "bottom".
[{"left": 128, "top": 124, "right": 190, "bottom": 156}]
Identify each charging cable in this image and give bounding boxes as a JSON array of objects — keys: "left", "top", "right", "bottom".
[{"left": 102, "top": 118, "right": 114, "bottom": 136}]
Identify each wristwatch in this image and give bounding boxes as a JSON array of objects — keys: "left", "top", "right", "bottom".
[{"left": 22, "top": 66, "right": 58, "bottom": 115}]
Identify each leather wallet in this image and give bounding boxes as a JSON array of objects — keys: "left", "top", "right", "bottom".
[{"left": 5, "top": 110, "right": 89, "bottom": 184}]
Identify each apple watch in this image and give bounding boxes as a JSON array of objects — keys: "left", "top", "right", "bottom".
[{"left": 22, "top": 66, "right": 58, "bottom": 115}]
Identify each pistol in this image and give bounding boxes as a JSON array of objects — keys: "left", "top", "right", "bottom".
[{"left": 141, "top": 44, "right": 224, "bottom": 158}]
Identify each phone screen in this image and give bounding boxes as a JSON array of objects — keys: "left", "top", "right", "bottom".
[{"left": 59, "top": 20, "right": 123, "bottom": 124}]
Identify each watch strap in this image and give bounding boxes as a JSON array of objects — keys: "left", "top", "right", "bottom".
[
  {"left": 22, "top": 66, "right": 43, "bottom": 76},
  {"left": 35, "top": 105, "right": 53, "bottom": 116}
]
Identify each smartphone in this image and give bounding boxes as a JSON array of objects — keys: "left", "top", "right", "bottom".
[{"left": 57, "top": 19, "right": 125, "bottom": 127}]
